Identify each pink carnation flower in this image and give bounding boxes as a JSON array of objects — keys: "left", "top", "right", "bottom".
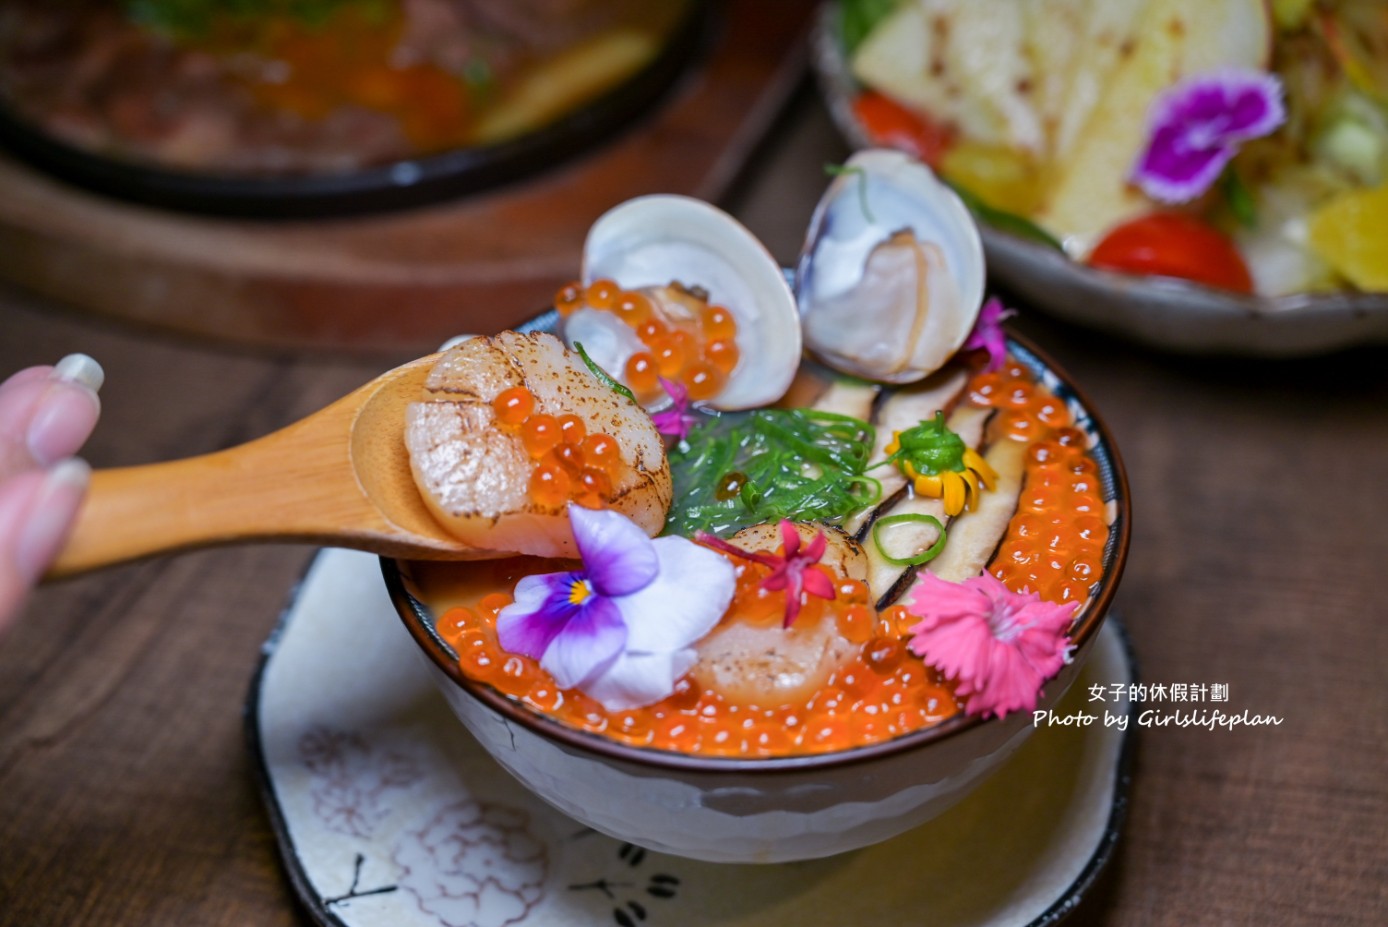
[{"left": 906, "top": 571, "right": 1079, "bottom": 719}]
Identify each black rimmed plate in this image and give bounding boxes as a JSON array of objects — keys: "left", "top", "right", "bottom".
[{"left": 0, "top": 2, "right": 712, "bottom": 219}]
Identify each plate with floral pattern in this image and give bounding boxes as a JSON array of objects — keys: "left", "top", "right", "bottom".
[{"left": 249, "top": 547, "right": 1136, "bottom": 927}]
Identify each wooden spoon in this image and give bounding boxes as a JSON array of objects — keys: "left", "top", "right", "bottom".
[{"left": 48, "top": 353, "right": 500, "bottom": 579}]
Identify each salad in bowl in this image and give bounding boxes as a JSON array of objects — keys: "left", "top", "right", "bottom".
[{"left": 819, "top": 0, "right": 1388, "bottom": 353}]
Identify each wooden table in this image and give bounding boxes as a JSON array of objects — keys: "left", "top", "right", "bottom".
[{"left": 2, "top": 86, "right": 1386, "bottom": 926}]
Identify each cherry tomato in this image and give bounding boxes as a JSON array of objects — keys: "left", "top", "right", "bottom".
[
  {"left": 851, "top": 90, "right": 955, "bottom": 169},
  {"left": 1088, "top": 212, "right": 1254, "bottom": 293}
]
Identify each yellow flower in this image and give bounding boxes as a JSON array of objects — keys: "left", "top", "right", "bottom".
[{"left": 894, "top": 443, "right": 997, "bottom": 517}]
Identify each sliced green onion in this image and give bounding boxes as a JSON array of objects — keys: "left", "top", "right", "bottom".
[
  {"left": 573, "top": 341, "right": 637, "bottom": 405},
  {"left": 872, "top": 513, "right": 947, "bottom": 566}
]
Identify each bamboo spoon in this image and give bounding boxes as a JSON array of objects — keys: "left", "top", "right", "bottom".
[{"left": 48, "top": 353, "right": 503, "bottom": 579}]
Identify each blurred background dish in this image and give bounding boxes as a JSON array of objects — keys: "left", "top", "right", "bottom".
[
  {"left": 812, "top": 0, "right": 1388, "bottom": 356},
  {"left": 0, "top": 1, "right": 815, "bottom": 353},
  {"left": 0, "top": 0, "right": 706, "bottom": 216}
]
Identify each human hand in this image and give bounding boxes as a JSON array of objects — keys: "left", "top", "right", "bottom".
[{"left": 0, "top": 355, "right": 104, "bottom": 635}]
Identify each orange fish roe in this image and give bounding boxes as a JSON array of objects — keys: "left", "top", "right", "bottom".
[
  {"left": 492, "top": 386, "right": 534, "bottom": 427},
  {"left": 554, "top": 282, "right": 584, "bottom": 316},
  {"left": 491, "top": 385, "right": 624, "bottom": 511},
  {"left": 965, "top": 363, "right": 1110, "bottom": 604},
  {"left": 584, "top": 278, "right": 620, "bottom": 310},
  {"left": 554, "top": 278, "right": 739, "bottom": 404},
  {"left": 436, "top": 553, "right": 963, "bottom": 759}
]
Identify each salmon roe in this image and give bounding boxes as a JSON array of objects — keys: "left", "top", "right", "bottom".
[
  {"left": 493, "top": 385, "right": 624, "bottom": 511},
  {"left": 965, "top": 364, "right": 1111, "bottom": 604},
  {"left": 555, "top": 278, "right": 740, "bottom": 404},
  {"left": 438, "top": 357, "right": 1112, "bottom": 760},
  {"left": 438, "top": 551, "right": 962, "bottom": 758}
]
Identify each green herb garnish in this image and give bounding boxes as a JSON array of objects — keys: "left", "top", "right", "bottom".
[
  {"left": 125, "top": 0, "right": 386, "bottom": 39},
  {"left": 882, "top": 410, "right": 966, "bottom": 477},
  {"left": 462, "top": 58, "right": 496, "bottom": 98},
  {"left": 944, "top": 179, "right": 1066, "bottom": 253},
  {"left": 838, "top": 0, "right": 903, "bottom": 55},
  {"left": 824, "top": 163, "right": 876, "bottom": 223},
  {"left": 666, "top": 408, "right": 880, "bottom": 537},
  {"left": 573, "top": 342, "right": 638, "bottom": 405},
  {"left": 1218, "top": 168, "right": 1259, "bottom": 229}
]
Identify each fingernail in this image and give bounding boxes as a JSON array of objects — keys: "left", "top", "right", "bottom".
[
  {"left": 28, "top": 356, "right": 103, "bottom": 467},
  {"left": 14, "top": 458, "right": 90, "bottom": 583},
  {"left": 51, "top": 354, "right": 105, "bottom": 394}
]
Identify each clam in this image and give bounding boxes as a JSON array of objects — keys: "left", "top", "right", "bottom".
[
  {"left": 559, "top": 194, "right": 801, "bottom": 411},
  {"left": 795, "top": 149, "right": 986, "bottom": 384}
]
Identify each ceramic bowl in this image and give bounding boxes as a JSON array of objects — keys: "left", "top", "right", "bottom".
[
  {"left": 383, "top": 328, "right": 1130, "bottom": 864},
  {"left": 810, "top": 6, "right": 1388, "bottom": 357}
]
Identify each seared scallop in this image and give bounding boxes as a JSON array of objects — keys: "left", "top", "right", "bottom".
[
  {"left": 405, "top": 331, "right": 672, "bottom": 558},
  {"left": 690, "top": 523, "right": 865, "bottom": 707}
]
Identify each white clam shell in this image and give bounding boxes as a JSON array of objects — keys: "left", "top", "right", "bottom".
[
  {"left": 795, "top": 149, "right": 986, "bottom": 383},
  {"left": 568, "top": 194, "right": 802, "bottom": 411}
]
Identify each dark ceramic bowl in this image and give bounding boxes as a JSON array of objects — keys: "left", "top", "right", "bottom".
[
  {"left": 0, "top": 3, "right": 711, "bottom": 219},
  {"left": 383, "top": 327, "right": 1131, "bottom": 864}
]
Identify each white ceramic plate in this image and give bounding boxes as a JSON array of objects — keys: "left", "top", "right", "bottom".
[
  {"left": 250, "top": 548, "right": 1137, "bottom": 927},
  {"left": 811, "top": 5, "right": 1388, "bottom": 357}
]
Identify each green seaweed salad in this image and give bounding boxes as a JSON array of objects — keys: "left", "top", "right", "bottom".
[{"left": 665, "top": 408, "right": 881, "bottom": 537}]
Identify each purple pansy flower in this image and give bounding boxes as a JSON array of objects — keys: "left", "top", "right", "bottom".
[
  {"left": 962, "top": 297, "right": 1015, "bottom": 373},
  {"left": 1132, "top": 68, "right": 1286, "bottom": 203},
  {"left": 650, "top": 377, "right": 701, "bottom": 441},
  {"left": 497, "top": 504, "right": 735, "bottom": 710}
]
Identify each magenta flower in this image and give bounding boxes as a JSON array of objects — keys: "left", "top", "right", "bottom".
[
  {"left": 962, "top": 297, "right": 1015, "bottom": 372},
  {"left": 650, "top": 377, "right": 701, "bottom": 440},
  {"left": 695, "top": 521, "right": 836, "bottom": 628},
  {"left": 1132, "top": 68, "right": 1285, "bottom": 203},
  {"left": 905, "top": 571, "right": 1079, "bottom": 719},
  {"left": 497, "top": 504, "right": 734, "bottom": 710}
]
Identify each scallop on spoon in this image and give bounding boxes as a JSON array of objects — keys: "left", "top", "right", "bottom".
[{"left": 47, "top": 354, "right": 502, "bottom": 579}]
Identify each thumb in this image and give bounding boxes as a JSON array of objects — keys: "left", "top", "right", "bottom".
[{"left": 0, "top": 460, "right": 91, "bottom": 637}]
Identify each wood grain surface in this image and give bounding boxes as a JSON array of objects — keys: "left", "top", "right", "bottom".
[{"left": 2, "top": 86, "right": 1387, "bottom": 927}]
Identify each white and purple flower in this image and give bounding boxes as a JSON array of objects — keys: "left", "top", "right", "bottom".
[
  {"left": 497, "top": 504, "right": 735, "bottom": 711},
  {"left": 1132, "top": 68, "right": 1286, "bottom": 204}
]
